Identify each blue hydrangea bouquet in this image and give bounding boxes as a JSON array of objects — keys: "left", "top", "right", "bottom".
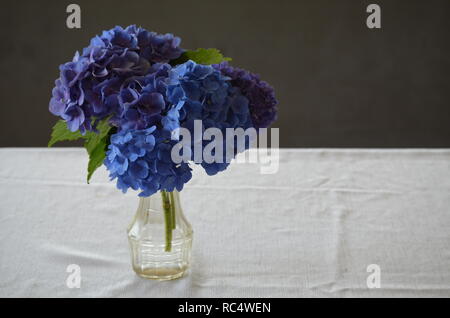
[{"left": 48, "top": 26, "right": 277, "bottom": 268}]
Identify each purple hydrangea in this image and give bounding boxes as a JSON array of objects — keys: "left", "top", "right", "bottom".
[
  {"left": 49, "top": 25, "right": 183, "bottom": 133},
  {"left": 212, "top": 62, "right": 278, "bottom": 129},
  {"left": 104, "top": 126, "right": 192, "bottom": 196},
  {"left": 86, "top": 25, "right": 183, "bottom": 66},
  {"left": 109, "top": 63, "right": 172, "bottom": 131}
]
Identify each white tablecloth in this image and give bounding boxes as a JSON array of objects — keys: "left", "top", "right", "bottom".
[{"left": 0, "top": 148, "right": 449, "bottom": 297}]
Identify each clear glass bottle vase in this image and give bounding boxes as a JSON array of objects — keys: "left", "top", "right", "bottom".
[{"left": 127, "top": 190, "right": 193, "bottom": 280}]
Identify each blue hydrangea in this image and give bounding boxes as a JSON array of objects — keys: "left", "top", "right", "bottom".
[
  {"left": 49, "top": 25, "right": 183, "bottom": 133},
  {"left": 104, "top": 126, "right": 192, "bottom": 197},
  {"left": 167, "top": 61, "right": 252, "bottom": 129},
  {"left": 166, "top": 60, "right": 254, "bottom": 175}
]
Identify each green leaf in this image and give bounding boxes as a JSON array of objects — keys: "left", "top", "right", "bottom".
[
  {"left": 86, "top": 132, "right": 111, "bottom": 183},
  {"left": 48, "top": 120, "right": 84, "bottom": 147},
  {"left": 83, "top": 118, "right": 112, "bottom": 154},
  {"left": 171, "top": 48, "right": 232, "bottom": 65},
  {"left": 84, "top": 119, "right": 114, "bottom": 183},
  {"left": 48, "top": 118, "right": 114, "bottom": 183}
]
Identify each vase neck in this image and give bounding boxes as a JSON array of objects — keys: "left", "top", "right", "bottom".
[{"left": 138, "top": 190, "right": 183, "bottom": 217}]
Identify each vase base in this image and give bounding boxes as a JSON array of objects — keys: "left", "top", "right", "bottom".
[{"left": 133, "top": 266, "right": 188, "bottom": 281}]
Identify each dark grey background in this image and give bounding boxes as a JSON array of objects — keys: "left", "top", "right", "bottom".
[{"left": 1, "top": 0, "right": 449, "bottom": 148}]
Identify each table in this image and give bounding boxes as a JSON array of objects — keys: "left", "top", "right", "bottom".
[{"left": 0, "top": 148, "right": 449, "bottom": 297}]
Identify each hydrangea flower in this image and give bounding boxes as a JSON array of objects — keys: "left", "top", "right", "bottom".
[
  {"left": 49, "top": 26, "right": 279, "bottom": 197},
  {"left": 109, "top": 63, "right": 172, "bottom": 131},
  {"left": 212, "top": 62, "right": 278, "bottom": 129},
  {"left": 104, "top": 126, "right": 192, "bottom": 197},
  {"left": 166, "top": 60, "right": 254, "bottom": 175},
  {"left": 49, "top": 25, "right": 183, "bottom": 133},
  {"left": 167, "top": 61, "right": 251, "bottom": 129}
]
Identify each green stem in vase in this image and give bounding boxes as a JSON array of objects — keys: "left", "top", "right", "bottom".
[
  {"left": 169, "top": 191, "right": 176, "bottom": 230},
  {"left": 161, "top": 190, "right": 172, "bottom": 252}
]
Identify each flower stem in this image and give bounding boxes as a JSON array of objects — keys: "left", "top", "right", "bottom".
[
  {"left": 161, "top": 190, "right": 172, "bottom": 252},
  {"left": 169, "top": 191, "right": 176, "bottom": 230}
]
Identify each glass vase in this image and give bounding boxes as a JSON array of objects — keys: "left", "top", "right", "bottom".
[{"left": 127, "top": 190, "right": 193, "bottom": 280}]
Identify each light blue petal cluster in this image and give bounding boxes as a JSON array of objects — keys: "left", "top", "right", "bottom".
[
  {"left": 104, "top": 126, "right": 192, "bottom": 197},
  {"left": 167, "top": 61, "right": 253, "bottom": 175}
]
